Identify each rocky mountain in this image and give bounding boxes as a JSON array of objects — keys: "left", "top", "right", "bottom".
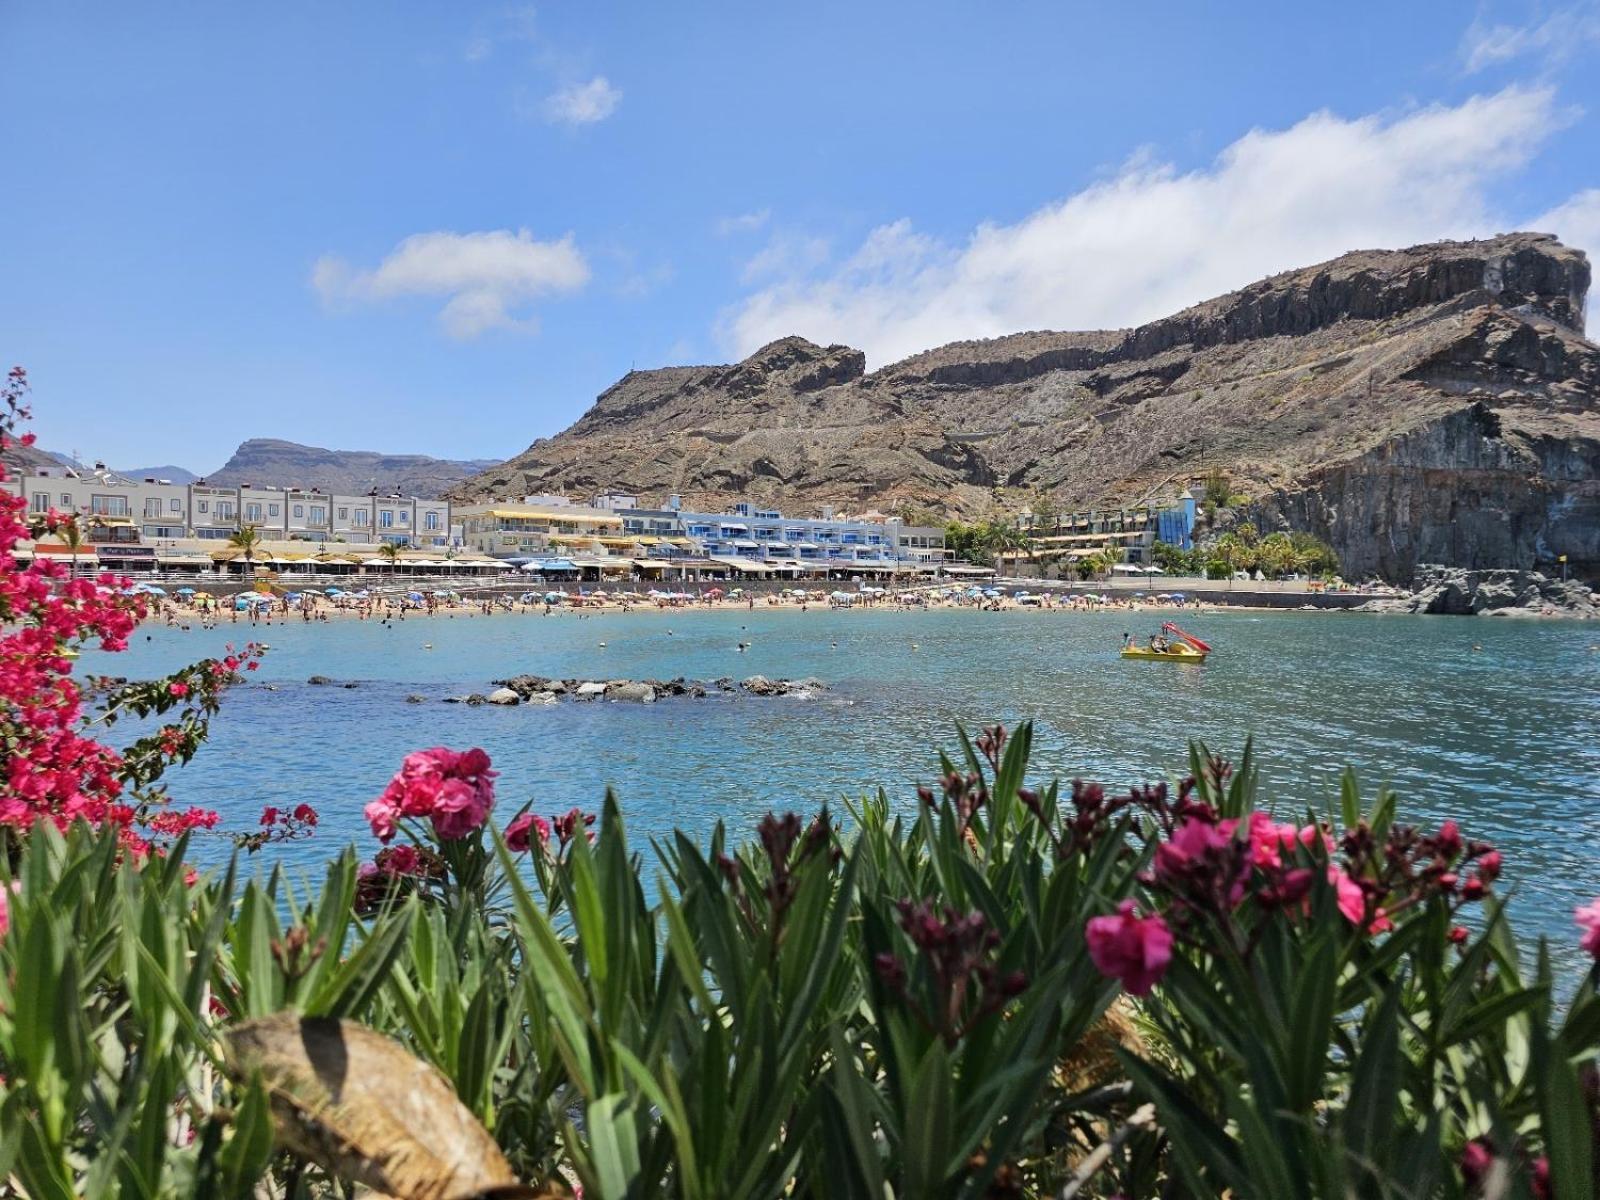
[
  {"left": 206, "top": 439, "right": 500, "bottom": 499},
  {"left": 455, "top": 233, "right": 1598, "bottom": 583}
]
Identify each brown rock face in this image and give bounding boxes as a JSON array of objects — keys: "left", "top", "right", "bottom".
[{"left": 454, "top": 233, "right": 1599, "bottom": 582}]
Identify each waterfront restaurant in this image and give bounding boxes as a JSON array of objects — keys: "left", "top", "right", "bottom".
[{"left": 455, "top": 501, "right": 623, "bottom": 559}]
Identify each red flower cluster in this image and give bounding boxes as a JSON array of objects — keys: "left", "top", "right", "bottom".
[
  {"left": 364, "top": 747, "right": 497, "bottom": 842},
  {"left": 0, "top": 370, "right": 262, "bottom": 858}
]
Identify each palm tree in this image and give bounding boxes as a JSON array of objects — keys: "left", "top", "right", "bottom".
[
  {"left": 984, "top": 523, "right": 1029, "bottom": 580},
  {"left": 1258, "top": 533, "right": 1297, "bottom": 580},
  {"left": 377, "top": 540, "right": 401, "bottom": 578},
  {"left": 228, "top": 525, "right": 264, "bottom": 576},
  {"left": 58, "top": 515, "right": 88, "bottom": 577}
]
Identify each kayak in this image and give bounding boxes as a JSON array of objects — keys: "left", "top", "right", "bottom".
[{"left": 1121, "top": 644, "right": 1208, "bottom": 662}]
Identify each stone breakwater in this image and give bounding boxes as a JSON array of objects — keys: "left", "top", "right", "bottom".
[
  {"left": 466, "top": 673, "right": 828, "bottom": 706},
  {"left": 305, "top": 673, "right": 829, "bottom": 703},
  {"left": 1357, "top": 566, "right": 1599, "bottom": 618}
]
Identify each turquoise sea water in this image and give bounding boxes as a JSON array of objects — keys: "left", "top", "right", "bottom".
[{"left": 91, "top": 606, "right": 1600, "bottom": 953}]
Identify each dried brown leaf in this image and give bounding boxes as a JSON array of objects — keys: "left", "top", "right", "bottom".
[{"left": 225, "top": 1013, "right": 539, "bottom": 1200}]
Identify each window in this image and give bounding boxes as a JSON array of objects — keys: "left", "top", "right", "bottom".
[
  {"left": 355, "top": 508, "right": 368, "bottom": 527},
  {"left": 145, "top": 498, "right": 163, "bottom": 517},
  {"left": 424, "top": 511, "right": 439, "bottom": 531},
  {"left": 337, "top": 507, "right": 348, "bottom": 520},
  {"left": 31, "top": 493, "right": 49, "bottom": 512},
  {"left": 310, "top": 505, "right": 326, "bottom": 524},
  {"left": 398, "top": 511, "right": 408, "bottom": 525},
  {"left": 60, "top": 493, "right": 72, "bottom": 507},
  {"left": 216, "top": 502, "right": 235, "bottom": 520},
  {"left": 169, "top": 497, "right": 182, "bottom": 512},
  {"left": 197, "top": 501, "right": 209, "bottom": 514},
  {"left": 91, "top": 494, "right": 130, "bottom": 516},
  {"left": 292, "top": 505, "right": 304, "bottom": 519},
  {"left": 380, "top": 510, "right": 394, "bottom": 528},
  {"left": 245, "top": 503, "right": 262, "bottom": 522},
  {"left": 268, "top": 503, "right": 279, "bottom": 517}
]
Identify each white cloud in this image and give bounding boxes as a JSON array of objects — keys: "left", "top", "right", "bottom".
[
  {"left": 1462, "top": 3, "right": 1600, "bottom": 72},
  {"left": 540, "top": 75, "right": 622, "bottom": 126},
  {"left": 716, "top": 209, "right": 771, "bottom": 236},
  {"left": 740, "top": 232, "right": 832, "bottom": 284},
  {"left": 312, "top": 228, "right": 590, "bottom": 339},
  {"left": 720, "top": 87, "right": 1571, "bottom": 367}
]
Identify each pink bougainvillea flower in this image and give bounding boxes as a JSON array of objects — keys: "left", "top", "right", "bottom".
[
  {"left": 1086, "top": 900, "right": 1173, "bottom": 996},
  {"left": 168, "top": 681, "right": 188, "bottom": 698}
]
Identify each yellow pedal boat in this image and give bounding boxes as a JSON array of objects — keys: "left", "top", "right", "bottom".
[{"left": 1121, "top": 644, "right": 1208, "bottom": 662}]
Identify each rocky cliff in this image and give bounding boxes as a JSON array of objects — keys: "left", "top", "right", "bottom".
[
  {"left": 453, "top": 233, "right": 1599, "bottom": 582},
  {"left": 207, "top": 439, "right": 500, "bottom": 499}
]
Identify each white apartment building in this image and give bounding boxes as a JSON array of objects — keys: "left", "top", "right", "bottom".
[{"left": 2, "top": 469, "right": 454, "bottom": 551}]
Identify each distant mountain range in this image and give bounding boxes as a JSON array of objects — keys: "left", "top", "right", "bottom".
[
  {"left": 3, "top": 439, "right": 501, "bottom": 500},
  {"left": 202, "top": 439, "right": 500, "bottom": 499}
]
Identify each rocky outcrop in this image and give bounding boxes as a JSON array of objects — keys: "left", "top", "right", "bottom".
[
  {"left": 451, "top": 234, "right": 1598, "bottom": 584},
  {"left": 208, "top": 439, "right": 499, "bottom": 498},
  {"left": 489, "top": 673, "right": 825, "bottom": 701},
  {"left": 1359, "top": 565, "right": 1598, "bottom": 617}
]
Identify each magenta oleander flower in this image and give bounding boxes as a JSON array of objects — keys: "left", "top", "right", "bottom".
[
  {"left": 506, "top": 812, "right": 550, "bottom": 852},
  {"left": 382, "top": 844, "right": 421, "bottom": 876},
  {"left": 363, "top": 797, "right": 398, "bottom": 843},
  {"left": 367, "top": 746, "right": 496, "bottom": 843},
  {"left": 1577, "top": 898, "right": 1600, "bottom": 958},
  {"left": 1246, "top": 811, "right": 1300, "bottom": 870},
  {"left": 1459, "top": 1139, "right": 1494, "bottom": 1190},
  {"left": 1330, "top": 866, "right": 1366, "bottom": 926},
  {"left": 1086, "top": 900, "right": 1173, "bottom": 996}
]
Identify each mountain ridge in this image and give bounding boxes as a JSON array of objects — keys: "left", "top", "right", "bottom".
[
  {"left": 452, "top": 232, "right": 1599, "bottom": 581},
  {"left": 198, "top": 439, "right": 500, "bottom": 499}
]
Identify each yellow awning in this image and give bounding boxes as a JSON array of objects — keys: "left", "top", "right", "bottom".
[
  {"left": 90, "top": 515, "right": 134, "bottom": 527},
  {"left": 633, "top": 536, "right": 661, "bottom": 545}
]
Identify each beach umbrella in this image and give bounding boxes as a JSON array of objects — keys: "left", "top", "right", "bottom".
[
  {"left": 1170, "top": 592, "right": 1186, "bottom": 600},
  {"left": 176, "top": 587, "right": 196, "bottom": 595},
  {"left": 407, "top": 591, "right": 424, "bottom": 601},
  {"left": 300, "top": 587, "right": 324, "bottom": 594}
]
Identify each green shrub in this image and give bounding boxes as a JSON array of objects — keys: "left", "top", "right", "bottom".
[{"left": 0, "top": 727, "right": 1593, "bottom": 1198}]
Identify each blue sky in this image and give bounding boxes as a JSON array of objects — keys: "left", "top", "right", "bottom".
[{"left": 4, "top": 1, "right": 1599, "bottom": 470}]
